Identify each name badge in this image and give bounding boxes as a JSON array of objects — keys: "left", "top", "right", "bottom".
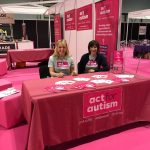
[
  {"left": 57, "top": 61, "right": 69, "bottom": 68},
  {"left": 87, "top": 60, "right": 97, "bottom": 67}
]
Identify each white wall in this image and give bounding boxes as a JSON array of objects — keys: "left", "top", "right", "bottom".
[
  {"left": 64, "top": 0, "right": 77, "bottom": 68},
  {"left": 63, "top": 0, "right": 99, "bottom": 70},
  {"left": 76, "top": 0, "right": 94, "bottom": 65}
]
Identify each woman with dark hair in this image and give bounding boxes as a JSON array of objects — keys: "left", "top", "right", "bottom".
[{"left": 78, "top": 40, "right": 110, "bottom": 74}]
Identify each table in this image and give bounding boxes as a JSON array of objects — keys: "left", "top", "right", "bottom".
[
  {"left": 0, "top": 58, "right": 7, "bottom": 76},
  {"left": 0, "top": 79, "right": 12, "bottom": 91},
  {"left": 7, "top": 48, "right": 53, "bottom": 69},
  {"left": 0, "top": 92, "right": 24, "bottom": 128},
  {"left": 21, "top": 72, "right": 150, "bottom": 150},
  {"left": 133, "top": 45, "right": 150, "bottom": 58}
]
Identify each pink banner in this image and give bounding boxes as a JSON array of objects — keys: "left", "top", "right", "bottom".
[
  {"left": 77, "top": 4, "right": 92, "bottom": 31},
  {"left": 113, "top": 50, "right": 123, "bottom": 73},
  {"left": 65, "top": 9, "right": 76, "bottom": 30},
  {"left": 114, "top": 51, "right": 123, "bottom": 64},
  {"left": 83, "top": 88, "right": 122, "bottom": 118},
  {"left": 95, "top": 0, "right": 119, "bottom": 66},
  {"left": 54, "top": 15, "right": 62, "bottom": 42}
]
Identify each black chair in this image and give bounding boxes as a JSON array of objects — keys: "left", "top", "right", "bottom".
[
  {"left": 39, "top": 65, "right": 51, "bottom": 79},
  {"left": 38, "top": 60, "right": 49, "bottom": 67},
  {"left": 77, "top": 62, "right": 83, "bottom": 74}
]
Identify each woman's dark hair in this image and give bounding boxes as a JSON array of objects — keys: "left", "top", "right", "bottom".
[{"left": 88, "top": 40, "right": 100, "bottom": 54}]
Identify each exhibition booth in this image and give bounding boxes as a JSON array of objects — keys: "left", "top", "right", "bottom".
[
  {"left": 1, "top": 1, "right": 150, "bottom": 150},
  {"left": 0, "top": 1, "right": 57, "bottom": 55},
  {"left": 126, "top": 9, "right": 150, "bottom": 58},
  {"left": 0, "top": 13, "right": 34, "bottom": 55},
  {"left": 0, "top": 0, "right": 122, "bottom": 146}
]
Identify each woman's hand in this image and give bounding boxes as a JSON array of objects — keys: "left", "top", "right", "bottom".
[
  {"left": 71, "top": 71, "right": 78, "bottom": 76},
  {"left": 88, "top": 69, "right": 95, "bottom": 73},
  {"left": 57, "top": 72, "right": 64, "bottom": 78}
]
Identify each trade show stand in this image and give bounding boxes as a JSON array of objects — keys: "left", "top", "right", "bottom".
[
  {"left": 21, "top": 72, "right": 150, "bottom": 150},
  {"left": 0, "top": 40, "right": 34, "bottom": 56}
]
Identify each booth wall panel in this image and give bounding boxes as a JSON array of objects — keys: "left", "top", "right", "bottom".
[
  {"left": 121, "top": 23, "right": 150, "bottom": 41},
  {"left": 12, "top": 20, "right": 54, "bottom": 48},
  {"left": 37, "top": 21, "right": 49, "bottom": 48},
  {"left": 64, "top": 0, "right": 94, "bottom": 70},
  {"left": 132, "top": 23, "right": 139, "bottom": 40},
  {"left": 13, "top": 20, "right": 23, "bottom": 40},
  {"left": 25, "top": 20, "right": 37, "bottom": 48},
  {"left": 76, "top": 0, "right": 93, "bottom": 8},
  {"left": 146, "top": 24, "right": 150, "bottom": 39},
  {"left": 76, "top": 0, "right": 94, "bottom": 65},
  {"left": 64, "top": 0, "right": 77, "bottom": 68}
]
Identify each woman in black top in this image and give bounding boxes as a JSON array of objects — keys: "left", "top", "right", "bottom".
[{"left": 78, "top": 40, "right": 110, "bottom": 74}]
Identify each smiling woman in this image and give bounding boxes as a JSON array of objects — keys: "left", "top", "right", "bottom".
[
  {"left": 48, "top": 39, "right": 77, "bottom": 78},
  {"left": 78, "top": 40, "right": 110, "bottom": 74}
]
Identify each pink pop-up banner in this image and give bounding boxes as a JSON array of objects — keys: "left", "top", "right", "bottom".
[
  {"left": 54, "top": 14, "right": 62, "bottom": 42},
  {"left": 114, "top": 51, "right": 123, "bottom": 64},
  {"left": 113, "top": 51, "right": 124, "bottom": 73},
  {"left": 95, "top": 0, "right": 119, "bottom": 66}
]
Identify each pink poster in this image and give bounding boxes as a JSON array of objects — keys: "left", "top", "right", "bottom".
[
  {"left": 77, "top": 4, "right": 92, "bottom": 31},
  {"left": 65, "top": 9, "right": 76, "bottom": 30},
  {"left": 113, "top": 50, "right": 124, "bottom": 73},
  {"left": 83, "top": 88, "right": 122, "bottom": 118},
  {"left": 114, "top": 51, "right": 123, "bottom": 64},
  {"left": 95, "top": 0, "right": 119, "bottom": 66},
  {"left": 54, "top": 15, "right": 62, "bottom": 42}
]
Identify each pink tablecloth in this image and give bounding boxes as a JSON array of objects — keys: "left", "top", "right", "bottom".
[
  {"left": 21, "top": 72, "right": 150, "bottom": 150},
  {"left": 0, "top": 59, "right": 7, "bottom": 76},
  {"left": 7, "top": 48, "right": 54, "bottom": 69},
  {"left": 0, "top": 92, "right": 24, "bottom": 128},
  {"left": 0, "top": 79, "right": 12, "bottom": 91}
]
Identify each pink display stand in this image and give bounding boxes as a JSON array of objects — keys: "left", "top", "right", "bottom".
[
  {"left": 0, "top": 59, "right": 7, "bottom": 76},
  {"left": 0, "top": 92, "right": 24, "bottom": 128},
  {"left": 0, "top": 79, "right": 12, "bottom": 91}
]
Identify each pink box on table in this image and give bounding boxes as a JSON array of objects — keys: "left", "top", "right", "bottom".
[
  {"left": 0, "top": 59, "right": 7, "bottom": 76},
  {"left": 0, "top": 79, "right": 12, "bottom": 91},
  {"left": 0, "top": 92, "right": 24, "bottom": 128}
]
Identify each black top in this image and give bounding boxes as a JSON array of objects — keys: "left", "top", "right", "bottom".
[{"left": 78, "top": 53, "right": 110, "bottom": 74}]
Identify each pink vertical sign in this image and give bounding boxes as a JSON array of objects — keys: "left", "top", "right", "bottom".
[
  {"left": 54, "top": 14, "right": 62, "bottom": 42},
  {"left": 77, "top": 4, "right": 92, "bottom": 31},
  {"left": 113, "top": 50, "right": 124, "bottom": 73},
  {"left": 65, "top": 9, "right": 76, "bottom": 30},
  {"left": 114, "top": 51, "right": 123, "bottom": 64},
  {"left": 95, "top": 0, "right": 119, "bottom": 66}
]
